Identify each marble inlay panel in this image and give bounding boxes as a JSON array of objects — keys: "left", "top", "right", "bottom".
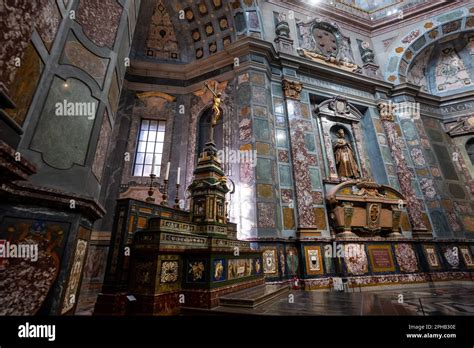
[
  {"left": 4, "top": 43, "right": 43, "bottom": 126},
  {"left": 92, "top": 110, "right": 111, "bottom": 182},
  {"left": 257, "top": 203, "right": 276, "bottom": 228},
  {"left": 311, "top": 191, "right": 323, "bottom": 204},
  {"left": 279, "top": 165, "right": 292, "bottom": 186},
  {"left": 257, "top": 184, "right": 273, "bottom": 199},
  {"left": 288, "top": 115, "right": 316, "bottom": 228},
  {"left": 382, "top": 119, "right": 426, "bottom": 231},
  {"left": 281, "top": 189, "right": 293, "bottom": 203},
  {"left": 239, "top": 118, "right": 252, "bottom": 141},
  {"left": 36, "top": 0, "right": 61, "bottom": 51},
  {"left": 30, "top": 77, "right": 98, "bottom": 169},
  {"left": 256, "top": 158, "right": 272, "bottom": 181},
  {"left": 76, "top": 0, "right": 123, "bottom": 48},
  {"left": 278, "top": 150, "right": 289, "bottom": 163},
  {"left": 62, "top": 39, "right": 109, "bottom": 87},
  {"left": 0, "top": 1, "right": 38, "bottom": 89},
  {"left": 395, "top": 243, "right": 418, "bottom": 273},
  {"left": 282, "top": 207, "right": 295, "bottom": 229},
  {"left": 256, "top": 142, "right": 270, "bottom": 156}
]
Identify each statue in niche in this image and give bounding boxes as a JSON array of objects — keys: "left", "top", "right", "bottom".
[{"left": 333, "top": 128, "right": 360, "bottom": 179}]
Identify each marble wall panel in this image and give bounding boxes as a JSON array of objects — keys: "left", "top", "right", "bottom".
[
  {"left": 61, "top": 38, "right": 109, "bottom": 87},
  {"left": 76, "top": 0, "right": 123, "bottom": 48},
  {"left": 4, "top": 43, "right": 43, "bottom": 126},
  {"left": 257, "top": 202, "right": 276, "bottom": 228},
  {"left": 0, "top": 1, "right": 38, "bottom": 89},
  {"left": 30, "top": 77, "right": 97, "bottom": 169},
  {"left": 395, "top": 243, "right": 418, "bottom": 273},
  {"left": 36, "top": 0, "right": 61, "bottom": 51},
  {"left": 92, "top": 111, "right": 112, "bottom": 182},
  {"left": 344, "top": 244, "right": 368, "bottom": 275}
]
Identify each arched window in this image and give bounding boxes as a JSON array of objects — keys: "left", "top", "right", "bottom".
[{"left": 467, "top": 138, "right": 474, "bottom": 165}]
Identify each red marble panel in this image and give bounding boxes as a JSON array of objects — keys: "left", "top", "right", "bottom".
[
  {"left": 0, "top": 1, "right": 38, "bottom": 89},
  {"left": 36, "top": 0, "right": 61, "bottom": 51},
  {"left": 76, "top": 0, "right": 123, "bottom": 48},
  {"left": 92, "top": 111, "right": 112, "bottom": 182},
  {"left": 382, "top": 120, "right": 426, "bottom": 231},
  {"left": 288, "top": 114, "right": 315, "bottom": 228}
]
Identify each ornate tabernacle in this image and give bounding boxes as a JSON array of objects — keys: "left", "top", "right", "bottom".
[
  {"left": 94, "top": 85, "right": 264, "bottom": 316},
  {"left": 326, "top": 180, "right": 406, "bottom": 238}
]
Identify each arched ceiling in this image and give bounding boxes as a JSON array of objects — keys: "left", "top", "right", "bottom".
[
  {"left": 406, "top": 31, "right": 474, "bottom": 96},
  {"left": 131, "top": 0, "right": 261, "bottom": 64}
]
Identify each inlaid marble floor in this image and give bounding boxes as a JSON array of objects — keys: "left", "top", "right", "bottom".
[{"left": 207, "top": 283, "right": 474, "bottom": 316}]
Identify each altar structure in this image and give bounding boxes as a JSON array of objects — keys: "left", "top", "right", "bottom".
[{"left": 1, "top": 0, "right": 474, "bottom": 316}]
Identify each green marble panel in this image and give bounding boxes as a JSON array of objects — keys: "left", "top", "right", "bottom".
[
  {"left": 432, "top": 144, "right": 459, "bottom": 180},
  {"left": 304, "top": 133, "right": 316, "bottom": 152},
  {"left": 279, "top": 165, "right": 292, "bottom": 186},
  {"left": 30, "top": 77, "right": 97, "bottom": 169},
  {"left": 309, "top": 167, "right": 321, "bottom": 190},
  {"left": 256, "top": 158, "right": 272, "bottom": 181},
  {"left": 276, "top": 129, "right": 287, "bottom": 148},
  {"left": 254, "top": 118, "right": 269, "bottom": 140}
]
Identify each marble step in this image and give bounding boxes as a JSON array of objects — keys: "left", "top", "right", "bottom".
[{"left": 218, "top": 284, "right": 290, "bottom": 308}]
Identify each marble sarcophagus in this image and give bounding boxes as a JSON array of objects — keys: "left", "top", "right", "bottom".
[{"left": 326, "top": 180, "right": 406, "bottom": 237}]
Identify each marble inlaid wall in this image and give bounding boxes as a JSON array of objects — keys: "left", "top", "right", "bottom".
[
  {"left": 236, "top": 72, "right": 257, "bottom": 239},
  {"left": 60, "top": 34, "right": 110, "bottom": 88},
  {"left": 13, "top": 0, "right": 138, "bottom": 198},
  {"left": 30, "top": 77, "right": 98, "bottom": 170},
  {"left": 76, "top": 0, "right": 123, "bottom": 49},
  {"left": 392, "top": 100, "right": 454, "bottom": 237},
  {"left": 252, "top": 71, "right": 281, "bottom": 236},
  {"left": 1, "top": 0, "right": 139, "bottom": 316},
  {"left": 422, "top": 116, "right": 474, "bottom": 234},
  {"left": 4, "top": 43, "right": 44, "bottom": 126},
  {"left": 376, "top": 104, "right": 429, "bottom": 234},
  {"left": 0, "top": 0, "right": 38, "bottom": 90},
  {"left": 36, "top": 0, "right": 61, "bottom": 52}
]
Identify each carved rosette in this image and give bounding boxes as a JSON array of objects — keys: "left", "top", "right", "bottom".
[
  {"left": 377, "top": 102, "right": 428, "bottom": 233},
  {"left": 282, "top": 79, "right": 303, "bottom": 101}
]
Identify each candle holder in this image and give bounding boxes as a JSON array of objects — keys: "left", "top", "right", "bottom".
[
  {"left": 146, "top": 173, "right": 157, "bottom": 203},
  {"left": 160, "top": 179, "right": 169, "bottom": 206},
  {"left": 174, "top": 183, "right": 181, "bottom": 209}
]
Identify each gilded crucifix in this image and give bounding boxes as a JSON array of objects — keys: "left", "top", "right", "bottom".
[{"left": 204, "top": 81, "right": 222, "bottom": 143}]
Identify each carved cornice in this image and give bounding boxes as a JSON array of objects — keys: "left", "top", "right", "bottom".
[{"left": 282, "top": 79, "right": 303, "bottom": 101}]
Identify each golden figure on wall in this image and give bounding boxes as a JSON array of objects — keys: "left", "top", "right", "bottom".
[
  {"left": 333, "top": 128, "right": 360, "bottom": 179},
  {"left": 204, "top": 81, "right": 222, "bottom": 127}
]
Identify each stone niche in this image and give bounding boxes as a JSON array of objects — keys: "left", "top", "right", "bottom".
[{"left": 326, "top": 180, "right": 406, "bottom": 238}]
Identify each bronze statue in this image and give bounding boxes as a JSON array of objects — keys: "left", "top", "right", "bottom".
[
  {"left": 333, "top": 128, "right": 360, "bottom": 179},
  {"left": 204, "top": 81, "right": 222, "bottom": 143},
  {"left": 204, "top": 81, "right": 222, "bottom": 126}
]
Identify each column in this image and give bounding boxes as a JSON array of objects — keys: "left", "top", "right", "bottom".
[{"left": 377, "top": 102, "right": 430, "bottom": 238}]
